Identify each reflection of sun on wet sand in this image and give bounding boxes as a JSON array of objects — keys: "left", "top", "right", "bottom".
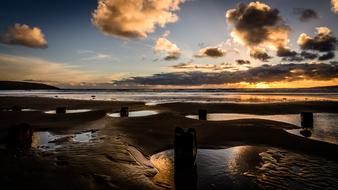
[{"left": 0, "top": 96, "right": 338, "bottom": 189}]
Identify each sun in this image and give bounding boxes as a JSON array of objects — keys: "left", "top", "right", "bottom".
[{"left": 254, "top": 82, "right": 271, "bottom": 89}]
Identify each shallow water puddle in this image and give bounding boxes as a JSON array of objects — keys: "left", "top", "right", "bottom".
[
  {"left": 286, "top": 113, "right": 338, "bottom": 144},
  {"left": 73, "top": 131, "right": 96, "bottom": 142},
  {"left": 32, "top": 132, "right": 61, "bottom": 151},
  {"left": 186, "top": 113, "right": 301, "bottom": 126},
  {"left": 1, "top": 108, "right": 38, "bottom": 112},
  {"left": 151, "top": 146, "right": 338, "bottom": 190},
  {"left": 107, "top": 110, "right": 159, "bottom": 117},
  {"left": 44, "top": 109, "right": 92, "bottom": 114},
  {"left": 32, "top": 130, "right": 96, "bottom": 151},
  {"left": 187, "top": 113, "right": 338, "bottom": 144}
]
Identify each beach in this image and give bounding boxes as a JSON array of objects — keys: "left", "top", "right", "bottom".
[{"left": 1, "top": 96, "right": 338, "bottom": 189}]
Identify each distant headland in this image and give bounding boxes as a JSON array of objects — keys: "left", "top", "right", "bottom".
[{"left": 0, "top": 81, "right": 59, "bottom": 90}]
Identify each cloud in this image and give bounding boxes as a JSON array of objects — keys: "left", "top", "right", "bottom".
[
  {"left": 91, "top": 0, "right": 185, "bottom": 39},
  {"left": 194, "top": 47, "right": 226, "bottom": 58},
  {"left": 332, "top": 0, "right": 338, "bottom": 13},
  {"left": 114, "top": 63, "right": 338, "bottom": 86},
  {"left": 249, "top": 47, "right": 272, "bottom": 62},
  {"left": 154, "top": 36, "right": 181, "bottom": 60},
  {"left": 300, "top": 51, "right": 318, "bottom": 60},
  {"left": 236, "top": 59, "right": 251, "bottom": 65},
  {"left": 0, "top": 53, "right": 123, "bottom": 86},
  {"left": 226, "top": 2, "right": 290, "bottom": 61},
  {"left": 318, "top": 52, "right": 335, "bottom": 61},
  {"left": 77, "top": 49, "right": 113, "bottom": 61},
  {"left": 293, "top": 8, "right": 319, "bottom": 22},
  {"left": 0, "top": 24, "right": 47, "bottom": 48},
  {"left": 170, "top": 62, "right": 241, "bottom": 72},
  {"left": 276, "top": 47, "right": 297, "bottom": 57},
  {"left": 298, "top": 27, "right": 337, "bottom": 52}
]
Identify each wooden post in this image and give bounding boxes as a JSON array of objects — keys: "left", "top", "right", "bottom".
[
  {"left": 120, "top": 107, "right": 129, "bottom": 117},
  {"left": 56, "top": 107, "right": 67, "bottom": 114},
  {"left": 174, "top": 127, "right": 197, "bottom": 190},
  {"left": 198, "top": 109, "right": 207, "bottom": 120},
  {"left": 301, "top": 112, "right": 313, "bottom": 128},
  {"left": 11, "top": 105, "right": 22, "bottom": 112},
  {"left": 7, "top": 123, "right": 33, "bottom": 150}
]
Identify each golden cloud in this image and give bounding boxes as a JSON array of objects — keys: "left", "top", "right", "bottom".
[
  {"left": 0, "top": 24, "right": 47, "bottom": 48},
  {"left": 298, "top": 27, "right": 337, "bottom": 52},
  {"left": 332, "top": 0, "right": 338, "bottom": 13},
  {"left": 226, "top": 2, "right": 290, "bottom": 61},
  {"left": 92, "top": 0, "right": 185, "bottom": 39},
  {"left": 154, "top": 36, "right": 181, "bottom": 60}
]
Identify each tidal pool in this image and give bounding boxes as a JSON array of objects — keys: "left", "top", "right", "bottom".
[
  {"left": 186, "top": 113, "right": 338, "bottom": 144},
  {"left": 32, "top": 130, "right": 96, "bottom": 151},
  {"left": 44, "top": 109, "right": 92, "bottom": 114},
  {"left": 150, "top": 146, "right": 338, "bottom": 190},
  {"left": 107, "top": 110, "right": 159, "bottom": 118}
]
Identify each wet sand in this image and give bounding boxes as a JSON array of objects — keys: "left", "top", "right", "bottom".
[{"left": 0, "top": 96, "right": 338, "bottom": 189}]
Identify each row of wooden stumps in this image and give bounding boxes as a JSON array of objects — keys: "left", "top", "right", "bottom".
[{"left": 174, "top": 127, "right": 197, "bottom": 190}]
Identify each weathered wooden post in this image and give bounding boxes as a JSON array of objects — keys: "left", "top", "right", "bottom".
[
  {"left": 120, "top": 107, "right": 129, "bottom": 117},
  {"left": 174, "top": 127, "right": 197, "bottom": 190},
  {"left": 301, "top": 112, "right": 313, "bottom": 128},
  {"left": 198, "top": 109, "right": 207, "bottom": 120},
  {"left": 56, "top": 107, "right": 67, "bottom": 114},
  {"left": 11, "top": 105, "right": 22, "bottom": 112},
  {"left": 6, "top": 123, "right": 33, "bottom": 150}
]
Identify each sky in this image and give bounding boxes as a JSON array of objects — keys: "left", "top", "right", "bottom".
[{"left": 0, "top": 0, "right": 337, "bottom": 88}]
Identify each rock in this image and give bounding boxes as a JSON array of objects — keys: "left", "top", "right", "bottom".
[{"left": 300, "top": 129, "right": 312, "bottom": 138}]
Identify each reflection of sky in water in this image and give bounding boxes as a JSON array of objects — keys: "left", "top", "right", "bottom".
[
  {"left": 187, "top": 113, "right": 301, "bottom": 126},
  {"left": 187, "top": 113, "right": 338, "bottom": 145},
  {"left": 32, "top": 131, "right": 96, "bottom": 151},
  {"left": 32, "top": 132, "right": 59, "bottom": 151},
  {"left": 73, "top": 131, "right": 95, "bottom": 143},
  {"left": 1, "top": 90, "right": 338, "bottom": 104},
  {"left": 44, "top": 109, "right": 92, "bottom": 114},
  {"left": 107, "top": 110, "right": 158, "bottom": 117},
  {"left": 151, "top": 146, "right": 338, "bottom": 189},
  {"left": 287, "top": 113, "right": 338, "bottom": 144}
]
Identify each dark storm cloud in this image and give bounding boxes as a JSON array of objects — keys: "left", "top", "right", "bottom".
[
  {"left": 114, "top": 63, "right": 338, "bottom": 86},
  {"left": 318, "top": 52, "right": 335, "bottom": 61},
  {"left": 293, "top": 8, "right": 319, "bottom": 22}
]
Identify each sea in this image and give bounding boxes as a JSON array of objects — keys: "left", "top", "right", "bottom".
[{"left": 0, "top": 88, "right": 338, "bottom": 104}]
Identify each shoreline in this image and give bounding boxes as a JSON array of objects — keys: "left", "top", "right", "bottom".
[{"left": 1, "top": 96, "right": 338, "bottom": 189}]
